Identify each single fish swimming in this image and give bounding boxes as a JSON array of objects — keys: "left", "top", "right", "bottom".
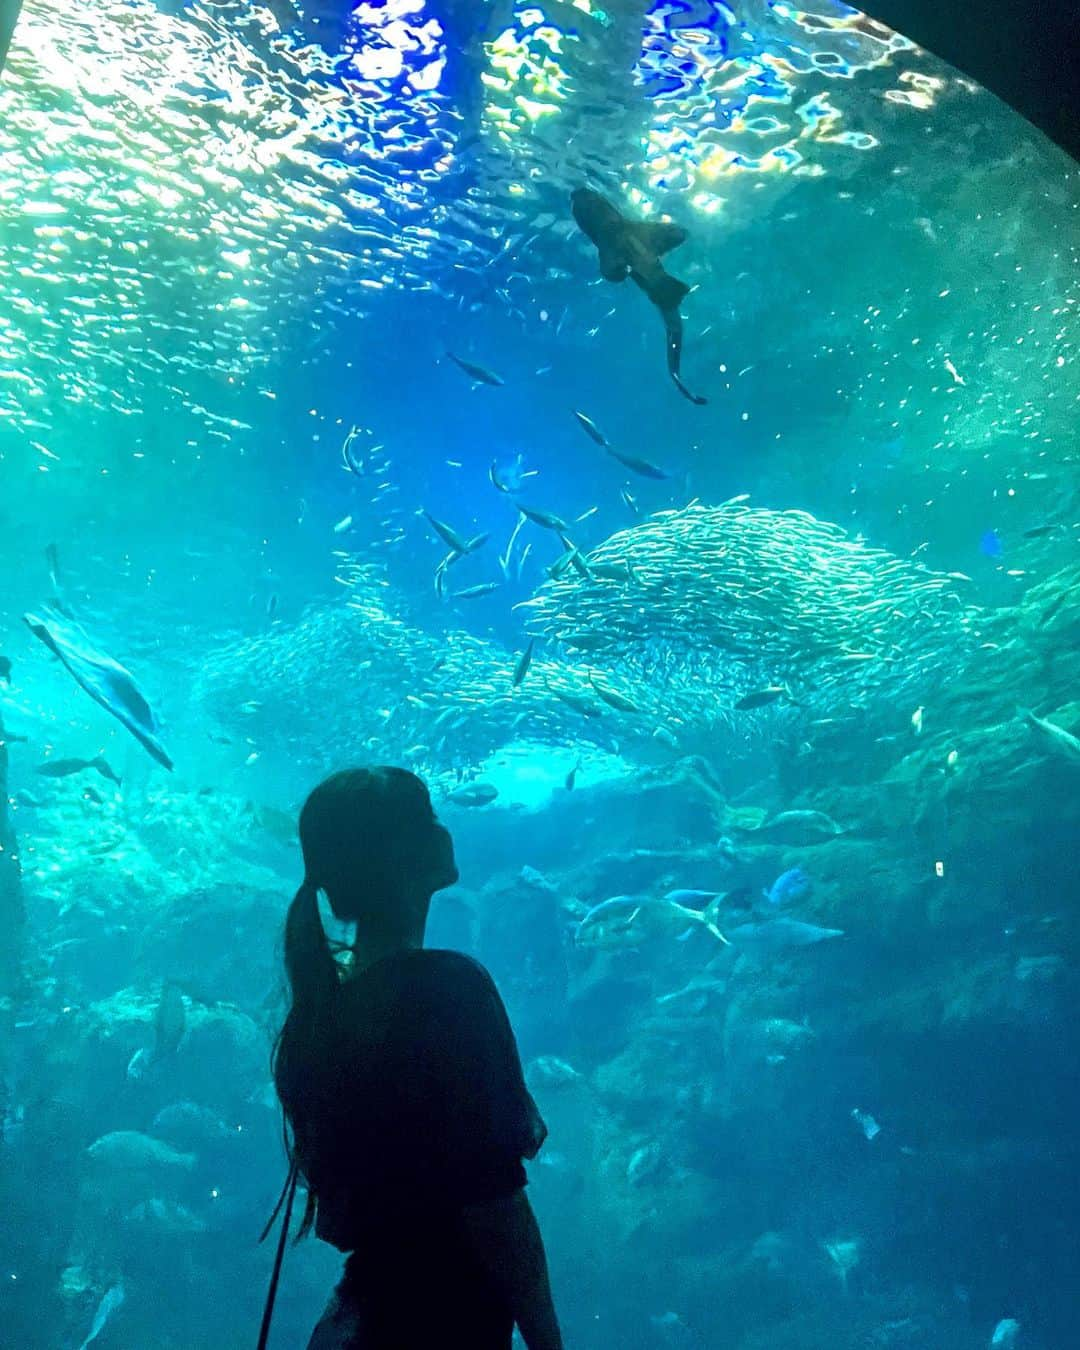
[
  {"left": 127, "top": 981, "right": 186, "bottom": 1080},
  {"left": 588, "top": 675, "right": 640, "bottom": 714},
  {"left": 446, "top": 351, "right": 504, "bottom": 386},
  {"left": 35, "top": 754, "right": 122, "bottom": 787},
  {"left": 446, "top": 781, "right": 499, "bottom": 807},
  {"left": 571, "top": 187, "right": 706, "bottom": 406},
  {"left": 512, "top": 639, "right": 535, "bottom": 688},
  {"left": 518, "top": 503, "right": 570, "bottom": 533},
  {"left": 604, "top": 446, "right": 670, "bottom": 481},
  {"left": 453, "top": 582, "right": 501, "bottom": 600},
  {"left": 1021, "top": 706, "right": 1080, "bottom": 765},
  {"left": 341, "top": 424, "right": 366, "bottom": 476},
  {"left": 727, "top": 917, "right": 843, "bottom": 955},
  {"left": 24, "top": 604, "right": 173, "bottom": 771},
  {"left": 763, "top": 867, "right": 813, "bottom": 909},
  {"left": 78, "top": 1283, "right": 125, "bottom": 1350},
  {"left": 734, "top": 685, "right": 793, "bottom": 711}
]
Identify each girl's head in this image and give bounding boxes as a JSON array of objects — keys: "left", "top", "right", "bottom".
[{"left": 298, "top": 766, "right": 457, "bottom": 929}]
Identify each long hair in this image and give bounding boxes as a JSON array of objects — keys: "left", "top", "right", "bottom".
[{"left": 271, "top": 767, "right": 440, "bottom": 1236}]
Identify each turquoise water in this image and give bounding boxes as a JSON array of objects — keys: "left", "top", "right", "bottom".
[{"left": 1, "top": 1, "right": 1078, "bottom": 1347}]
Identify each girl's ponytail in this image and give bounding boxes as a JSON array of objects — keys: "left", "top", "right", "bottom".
[
  {"left": 273, "top": 878, "right": 341, "bottom": 1238},
  {"left": 283, "top": 877, "right": 338, "bottom": 1015}
]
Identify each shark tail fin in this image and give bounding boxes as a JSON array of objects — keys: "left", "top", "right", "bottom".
[{"left": 637, "top": 221, "right": 688, "bottom": 256}]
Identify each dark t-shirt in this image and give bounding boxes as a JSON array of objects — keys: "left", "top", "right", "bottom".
[{"left": 306, "top": 949, "right": 546, "bottom": 1345}]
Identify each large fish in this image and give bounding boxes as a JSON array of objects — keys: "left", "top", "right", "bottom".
[
  {"left": 127, "top": 982, "right": 187, "bottom": 1080},
  {"left": 35, "top": 754, "right": 122, "bottom": 786},
  {"left": 576, "top": 893, "right": 729, "bottom": 948},
  {"left": 446, "top": 781, "right": 499, "bottom": 807},
  {"left": 77, "top": 1283, "right": 125, "bottom": 1350},
  {"left": 727, "top": 917, "right": 843, "bottom": 955},
  {"left": 571, "top": 187, "right": 706, "bottom": 406},
  {"left": 1021, "top": 706, "right": 1080, "bottom": 766},
  {"left": 24, "top": 604, "right": 173, "bottom": 770}
]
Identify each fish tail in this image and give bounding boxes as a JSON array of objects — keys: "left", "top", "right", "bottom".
[
  {"left": 702, "top": 896, "right": 730, "bottom": 944},
  {"left": 671, "top": 371, "right": 708, "bottom": 406}
]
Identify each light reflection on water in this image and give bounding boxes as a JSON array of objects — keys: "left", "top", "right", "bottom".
[{"left": 0, "top": 0, "right": 939, "bottom": 441}]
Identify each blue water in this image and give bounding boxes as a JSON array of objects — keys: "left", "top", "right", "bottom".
[{"left": 1, "top": 1, "right": 1078, "bottom": 1347}]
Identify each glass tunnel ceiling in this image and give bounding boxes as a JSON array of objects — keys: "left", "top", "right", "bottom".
[{"left": 1, "top": 0, "right": 973, "bottom": 447}]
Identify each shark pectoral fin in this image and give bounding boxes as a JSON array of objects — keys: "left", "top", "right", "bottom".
[
  {"left": 637, "top": 221, "right": 688, "bottom": 256},
  {"left": 597, "top": 244, "right": 630, "bottom": 283}
]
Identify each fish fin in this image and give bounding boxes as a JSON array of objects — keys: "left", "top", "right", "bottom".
[
  {"left": 657, "top": 301, "right": 707, "bottom": 404},
  {"left": 702, "top": 896, "right": 731, "bottom": 944},
  {"left": 672, "top": 370, "right": 708, "bottom": 406},
  {"left": 597, "top": 243, "right": 630, "bottom": 283},
  {"left": 676, "top": 926, "right": 696, "bottom": 942},
  {"left": 650, "top": 270, "right": 690, "bottom": 314},
  {"left": 636, "top": 220, "right": 688, "bottom": 256}
]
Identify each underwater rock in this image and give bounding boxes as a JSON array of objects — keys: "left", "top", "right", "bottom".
[
  {"left": 723, "top": 1014, "right": 817, "bottom": 1069},
  {"left": 594, "top": 1025, "right": 714, "bottom": 1125},
  {"left": 122, "top": 1196, "right": 208, "bottom": 1237},
  {"left": 456, "top": 758, "right": 727, "bottom": 884},
  {"left": 138, "top": 882, "right": 283, "bottom": 1008},
  {"left": 172, "top": 1004, "right": 267, "bottom": 1112},
  {"left": 752, "top": 809, "right": 846, "bottom": 846},
  {"left": 474, "top": 871, "right": 569, "bottom": 1059},
  {"left": 940, "top": 954, "right": 1076, "bottom": 1031},
  {"left": 566, "top": 966, "right": 651, "bottom": 1067}
]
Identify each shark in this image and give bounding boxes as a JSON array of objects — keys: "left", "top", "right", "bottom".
[{"left": 571, "top": 187, "right": 706, "bottom": 406}]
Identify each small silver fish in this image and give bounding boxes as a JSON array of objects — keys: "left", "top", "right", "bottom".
[
  {"left": 453, "top": 583, "right": 500, "bottom": 600},
  {"left": 513, "top": 640, "right": 535, "bottom": 687}
]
